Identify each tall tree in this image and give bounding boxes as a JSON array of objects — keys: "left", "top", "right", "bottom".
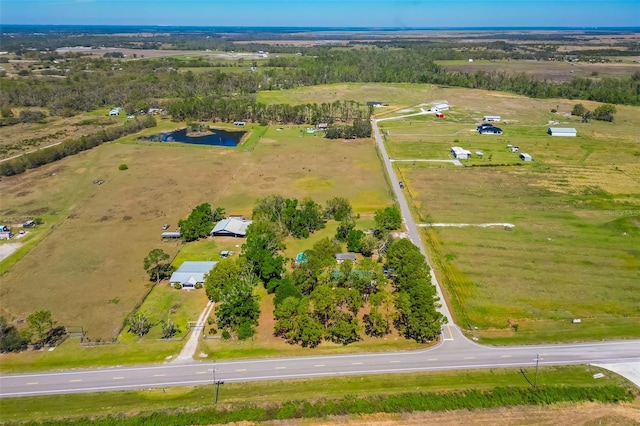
[
  {"left": 178, "top": 203, "right": 215, "bottom": 242},
  {"left": 242, "top": 221, "right": 285, "bottom": 283},
  {"left": 26, "top": 310, "right": 54, "bottom": 341},
  {"left": 143, "top": 248, "right": 171, "bottom": 285}
]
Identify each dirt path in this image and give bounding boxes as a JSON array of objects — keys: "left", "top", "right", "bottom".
[
  {"left": 419, "top": 222, "right": 515, "bottom": 228},
  {"left": 172, "top": 300, "right": 214, "bottom": 364}
]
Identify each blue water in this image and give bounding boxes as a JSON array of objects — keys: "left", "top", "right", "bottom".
[{"left": 142, "top": 128, "right": 245, "bottom": 147}]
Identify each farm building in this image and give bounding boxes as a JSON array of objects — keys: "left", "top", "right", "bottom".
[
  {"left": 210, "top": 217, "right": 252, "bottom": 238},
  {"left": 335, "top": 253, "right": 357, "bottom": 264},
  {"left": 233, "top": 121, "right": 246, "bottom": 126},
  {"left": 317, "top": 123, "right": 328, "bottom": 130},
  {"left": 366, "top": 101, "right": 383, "bottom": 107},
  {"left": 520, "top": 153, "right": 533, "bottom": 161},
  {"left": 109, "top": 108, "right": 121, "bottom": 116},
  {"left": 161, "top": 231, "right": 181, "bottom": 239},
  {"left": 432, "top": 103, "right": 450, "bottom": 112},
  {"left": 170, "top": 261, "right": 217, "bottom": 289},
  {"left": 479, "top": 126, "right": 503, "bottom": 135},
  {"left": 0, "top": 225, "right": 12, "bottom": 240},
  {"left": 483, "top": 115, "right": 501, "bottom": 122},
  {"left": 548, "top": 127, "right": 577, "bottom": 137},
  {"left": 451, "top": 146, "right": 472, "bottom": 159}
]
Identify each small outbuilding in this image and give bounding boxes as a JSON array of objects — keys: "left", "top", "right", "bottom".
[
  {"left": 210, "top": 217, "right": 252, "bottom": 238},
  {"left": 432, "top": 103, "right": 450, "bottom": 112},
  {"left": 170, "top": 261, "right": 218, "bottom": 289},
  {"left": 366, "top": 101, "right": 383, "bottom": 107},
  {"left": 109, "top": 108, "right": 121, "bottom": 116},
  {"left": 451, "top": 146, "right": 472, "bottom": 160},
  {"left": 548, "top": 127, "right": 577, "bottom": 137},
  {"left": 519, "top": 153, "right": 533, "bottom": 162},
  {"left": 483, "top": 115, "right": 501, "bottom": 122},
  {"left": 161, "top": 231, "right": 181, "bottom": 239}
]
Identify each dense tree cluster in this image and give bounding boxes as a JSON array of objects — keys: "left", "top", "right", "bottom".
[
  {"left": 386, "top": 239, "right": 444, "bottom": 343},
  {"left": 571, "top": 103, "right": 617, "bottom": 122},
  {"left": 178, "top": 203, "right": 225, "bottom": 242},
  {"left": 252, "top": 195, "right": 326, "bottom": 239},
  {"left": 324, "top": 119, "right": 372, "bottom": 139},
  {"left": 1, "top": 310, "right": 66, "bottom": 353},
  {"left": 0, "top": 115, "right": 157, "bottom": 176}
]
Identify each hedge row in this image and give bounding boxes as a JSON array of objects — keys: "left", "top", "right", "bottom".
[
  {"left": 20, "top": 385, "right": 635, "bottom": 426},
  {"left": 0, "top": 116, "right": 156, "bottom": 177}
]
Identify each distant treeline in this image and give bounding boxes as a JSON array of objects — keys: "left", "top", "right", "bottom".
[
  {"left": 2, "top": 49, "right": 639, "bottom": 115},
  {"left": 0, "top": 116, "right": 156, "bottom": 177}
]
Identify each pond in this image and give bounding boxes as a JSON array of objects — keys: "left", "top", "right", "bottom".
[{"left": 141, "top": 128, "right": 245, "bottom": 147}]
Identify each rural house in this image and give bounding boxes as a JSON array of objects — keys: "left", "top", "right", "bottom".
[
  {"left": 335, "top": 253, "right": 357, "bottom": 264},
  {"left": 210, "top": 217, "right": 252, "bottom": 238},
  {"left": 548, "top": 127, "right": 577, "bottom": 137},
  {"left": 170, "top": 261, "right": 218, "bottom": 289}
]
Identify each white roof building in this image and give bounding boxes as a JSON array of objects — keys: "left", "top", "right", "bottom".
[
  {"left": 169, "top": 261, "right": 217, "bottom": 288},
  {"left": 548, "top": 127, "right": 577, "bottom": 137},
  {"left": 483, "top": 115, "right": 501, "bottom": 122},
  {"left": 451, "top": 146, "right": 472, "bottom": 159},
  {"left": 210, "top": 217, "right": 252, "bottom": 237}
]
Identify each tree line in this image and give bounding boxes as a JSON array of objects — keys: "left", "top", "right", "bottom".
[{"left": 0, "top": 115, "right": 157, "bottom": 177}]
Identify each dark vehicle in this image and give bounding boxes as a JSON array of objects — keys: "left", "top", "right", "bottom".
[{"left": 399, "top": 181, "right": 404, "bottom": 189}]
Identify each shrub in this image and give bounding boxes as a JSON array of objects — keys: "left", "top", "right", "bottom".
[
  {"left": 118, "top": 163, "right": 128, "bottom": 171},
  {"left": 174, "top": 283, "right": 182, "bottom": 290},
  {"left": 221, "top": 329, "right": 231, "bottom": 340}
]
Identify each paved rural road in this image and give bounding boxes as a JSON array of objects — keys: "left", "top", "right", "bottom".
[{"left": 1, "top": 116, "right": 638, "bottom": 398}]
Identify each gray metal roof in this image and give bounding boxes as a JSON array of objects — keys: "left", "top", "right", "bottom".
[
  {"left": 548, "top": 127, "right": 577, "bottom": 133},
  {"left": 211, "top": 218, "right": 252, "bottom": 236},
  {"left": 170, "top": 261, "right": 217, "bottom": 284},
  {"left": 336, "top": 253, "right": 357, "bottom": 261}
]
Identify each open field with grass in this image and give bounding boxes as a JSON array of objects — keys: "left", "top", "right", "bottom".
[
  {"left": 436, "top": 59, "right": 640, "bottom": 83},
  {"left": 381, "top": 86, "right": 640, "bottom": 343},
  {"left": 0, "top": 116, "right": 392, "bottom": 369},
  {"left": 1, "top": 365, "right": 634, "bottom": 424}
]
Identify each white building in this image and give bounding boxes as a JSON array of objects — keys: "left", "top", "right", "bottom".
[
  {"left": 170, "top": 261, "right": 217, "bottom": 289},
  {"left": 520, "top": 153, "right": 533, "bottom": 162},
  {"left": 451, "top": 146, "right": 472, "bottom": 160},
  {"left": 432, "top": 103, "right": 450, "bottom": 112},
  {"left": 483, "top": 115, "right": 501, "bottom": 122},
  {"left": 548, "top": 127, "right": 577, "bottom": 137}
]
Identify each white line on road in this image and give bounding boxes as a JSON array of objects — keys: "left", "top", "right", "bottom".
[
  {"left": 235, "top": 369, "right": 247, "bottom": 372},
  {"left": 352, "top": 362, "right": 363, "bottom": 365},
  {"left": 69, "top": 379, "right": 82, "bottom": 383},
  {"left": 113, "top": 377, "right": 124, "bottom": 380},
  {"left": 389, "top": 361, "right": 401, "bottom": 363},
  {"left": 275, "top": 367, "right": 286, "bottom": 370},
  {"left": 501, "top": 355, "right": 512, "bottom": 358},
  {"left": 314, "top": 364, "right": 325, "bottom": 367},
  {"left": 153, "top": 374, "right": 166, "bottom": 377}
]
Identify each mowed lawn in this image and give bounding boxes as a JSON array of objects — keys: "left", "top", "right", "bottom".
[
  {"left": 385, "top": 87, "right": 640, "bottom": 343},
  {"left": 0, "top": 125, "right": 391, "bottom": 343}
]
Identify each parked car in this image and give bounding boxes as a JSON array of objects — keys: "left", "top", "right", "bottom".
[
  {"left": 399, "top": 181, "right": 404, "bottom": 189},
  {"left": 162, "top": 224, "right": 170, "bottom": 230}
]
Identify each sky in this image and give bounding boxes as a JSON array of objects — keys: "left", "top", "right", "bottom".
[{"left": 2, "top": 0, "right": 639, "bottom": 27}]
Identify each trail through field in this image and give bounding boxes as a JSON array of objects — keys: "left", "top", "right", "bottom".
[
  {"left": 391, "top": 159, "right": 463, "bottom": 166},
  {"left": 0, "top": 243, "right": 21, "bottom": 262}
]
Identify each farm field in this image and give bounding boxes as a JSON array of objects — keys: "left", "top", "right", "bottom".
[
  {"left": 378, "top": 87, "right": 640, "bottom": 343},
  {"left": 0, "top": 121, "right": 392, "bottom": 350},
  {"left": 436, "top": 59, "right": 640, "bottom": 83}
]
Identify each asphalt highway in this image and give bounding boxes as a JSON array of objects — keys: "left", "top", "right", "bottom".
[{"left": 0, "top": 117, "right": 637, "bottom": 398}]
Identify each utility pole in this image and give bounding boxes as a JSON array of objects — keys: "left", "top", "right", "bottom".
[
  {"left": 212, "top": 367, "right": 224, "bottom": 404},
  {"left": 534, "top": 354, "right": 542, "bottom": 389}
]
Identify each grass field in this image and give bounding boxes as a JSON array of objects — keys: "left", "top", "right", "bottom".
[
  {"left": 0, "top": 118, "right": 392, "bottom": 367},
  {"left": 380, "top": 87, "right": 640, "bottom": 343},
  {"left": 1, "top": 365, "right": 631, "bottom": 424}
]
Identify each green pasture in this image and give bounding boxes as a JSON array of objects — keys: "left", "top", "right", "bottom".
[{"left": 0, "top": 365, "right": 631, "bottom": 424}]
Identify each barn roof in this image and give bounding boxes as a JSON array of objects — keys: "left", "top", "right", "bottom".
[{"left": 170, "top": 261, "right": 217, "bottom": 284}]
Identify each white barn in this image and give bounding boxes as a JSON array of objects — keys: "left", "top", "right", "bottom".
[
  {"left": 451, "top": 146, "right": 472, "bottom": 160},
  {"left": 432, "top": 103, "right": 450, "bottom": 112},
  {"left": 548, "top": 127, "right": 577, "bottom": 137},
  {"left": 483, "top": 115, "right": 501, "bottom": 122},
  {"left": 519, "top": 153, "right": 533, "bottom": 162}
]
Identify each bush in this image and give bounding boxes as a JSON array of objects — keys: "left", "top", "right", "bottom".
[
  {"left": 221, "top": 329, "right": 231, "bottom": 340},
  {"left": 118, "top": 163, "right": 128, "bottom": 171},
  {"left": 173, "top": 283, "right": 182, "bottom": 290}
]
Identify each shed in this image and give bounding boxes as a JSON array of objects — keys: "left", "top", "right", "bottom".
[
  {"left": 317, "top": 123, "right": 328, "bottom": 130},
  {"left": 519, "top": 153, "right": 533, "bottom": 162},
  {"left": 366, "top": 101, "right": 383, "bottom": 107},
  {"left": 170, "top": 261, "right": 218, "bottom": 288},
  {"left": 432, "top": 103, "right": 450, "bottom": 112},
  {"left": 483, "top": 115, "right": 501, "bottom": 122},
  {"left": 233, "top": 121, "right": 246, "bottom": 126},
  {"left": 335, "top": 253, "right": 357, "bottom": 264},
  {"left": 451, "top": 146, "right": 472, "bottom": 160},
  {"left": 109, "top": 108, "right": 121, "bottom": 116},
  {"left": 161, "top": 231, "right": 181, "bottom": 239},
  {"left": 210, "top": 217, "right": 252, "bottom": 237},
  {"left": 0, "top": 231, "right": 12, "bottom": 240},
  {"left": 548, "top": 127, "right": 577, "bottom": 137},
  {"left": 23, "top": 220, "right": 35, "bottom": 228}
]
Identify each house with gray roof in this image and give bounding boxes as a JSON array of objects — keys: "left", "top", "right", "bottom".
[
  {"left": 335, "top": 253, "right": 357, "bottom": 264},
  {"left": 170, "top": 261, "right": 217, "bottom": 289}
]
